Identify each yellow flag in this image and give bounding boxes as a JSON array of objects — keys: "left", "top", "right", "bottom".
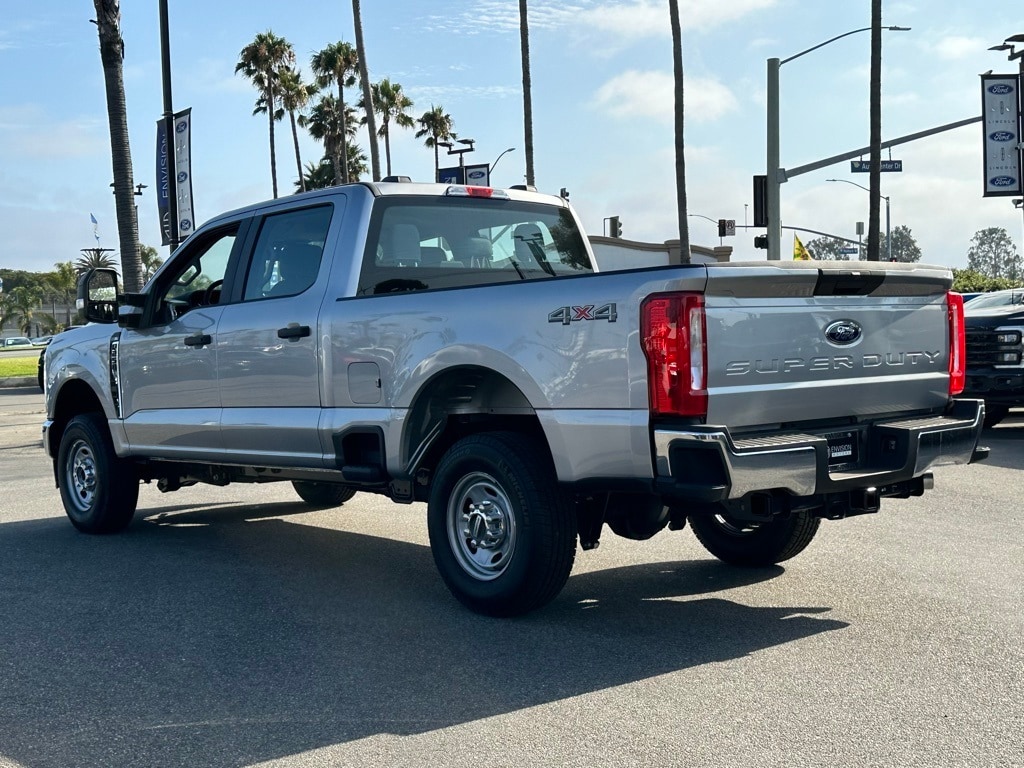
[{"left": 793, "top": 233, "right": 812, "bottom": 260}]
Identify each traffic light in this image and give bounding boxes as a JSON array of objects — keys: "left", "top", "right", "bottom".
[
  {"left": 609, "top": 216, "right": 623, "bottom": 238},
  {"left": 754, "top": 235, "right": 768, "bottom": 249},
  {"left": 718, "top": 219, "right": 727, "bottom": 238},
  {"left": 752, "top": 175, "right": 768, "bottom": 228}
]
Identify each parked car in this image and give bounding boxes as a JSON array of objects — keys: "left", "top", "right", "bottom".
[
  {"left": 31, "top": 336, "right": 53, "bottom": 346},
  {"left": 964, "top": 289, "right": 1024, "bottom": 428},
  {"left": 1, "top": 336, "right": 33, "bottom": 349}
]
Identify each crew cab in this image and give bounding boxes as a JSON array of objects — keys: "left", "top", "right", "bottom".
[{"left": 43, "top": 181, "right": 986, "bottom": 616}]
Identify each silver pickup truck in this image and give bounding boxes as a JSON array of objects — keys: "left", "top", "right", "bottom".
[{"left": 43, "top": 181, "right": 986, "bottom": 616}]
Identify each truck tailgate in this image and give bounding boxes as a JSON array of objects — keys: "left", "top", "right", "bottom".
[{"left": 702, "top": 261, "right": 953, "bottom": 430}]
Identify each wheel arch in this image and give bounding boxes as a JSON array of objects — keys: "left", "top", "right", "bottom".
[
  {"left": 49, "top": 379, "right": 108, "bottom": 476},
  {"left": 402, "top": 365, "right": 551, "bottom": 498}
]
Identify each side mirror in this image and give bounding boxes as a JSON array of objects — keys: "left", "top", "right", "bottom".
[{"left": 76, "top": 268, "right": 121, "bottom": 324}]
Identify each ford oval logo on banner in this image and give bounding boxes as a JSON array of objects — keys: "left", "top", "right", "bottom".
[
  {"left": 824, "top": 320, "right": 863, "bottom": 346},
  {"left": 468, "top": 170, "right": 486, "bottom": 180},
  {"left": 989, "top": 131, "right": 1016, "bottom": 142},
  {"left": 990, "top": 176, "right": 1017, "bottom": 187},
  {"left": 988, "top": 83, "right": 1014, "bottom": 95}
]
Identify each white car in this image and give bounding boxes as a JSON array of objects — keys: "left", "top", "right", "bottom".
[{"left": 1, "top": 336, "right": 32, "bottom": 349}]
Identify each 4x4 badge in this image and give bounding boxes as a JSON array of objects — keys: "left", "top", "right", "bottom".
[{"left": 548, "top": 303, "right": 617, "bottom": 326}]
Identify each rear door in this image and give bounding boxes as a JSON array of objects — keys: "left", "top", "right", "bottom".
[{"left": 215, "top": 203, "right": 337, "bottom": 466}]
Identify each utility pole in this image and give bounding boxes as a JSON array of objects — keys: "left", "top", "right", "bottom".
[{"left": 867, "top": 0, "right": 882, "bottom": 261}]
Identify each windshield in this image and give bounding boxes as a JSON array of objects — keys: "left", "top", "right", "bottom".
[{"left": 965, "top": 290, "right": 1024, "bottom": 310}]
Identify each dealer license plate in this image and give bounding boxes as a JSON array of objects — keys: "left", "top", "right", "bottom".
[{"left": 826, "top": 431, "right": 858, "bottom": 466}]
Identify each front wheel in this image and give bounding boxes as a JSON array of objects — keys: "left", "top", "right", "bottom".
[
  {"left": 688, "top": 510, "right": 820, "bottom": 567},
  {"left": 57, "top": 413, "right": 139, "bottom": 534},
  {"left": 291, "top": 481, "right": 357, "bottom": 507},
  {"left": 427, "top": 432, "right": 577, "bottom": 617}
]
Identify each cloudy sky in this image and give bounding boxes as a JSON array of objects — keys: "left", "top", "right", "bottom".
[{"left": 0, "top": 0, "right": 1020, "bottom": 273}]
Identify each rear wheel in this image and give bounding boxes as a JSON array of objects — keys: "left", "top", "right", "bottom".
[
  {"left": 688, "top": 510, "right": 820, "bottom": 567},
  {"left": 428, "top": 432, "right": 577, "bottom": 617},
  {"left": 291, "top": 481, "right": 357, "bottom": 507},
  {"left": 57, "top": 413, "right": 138, "bottom": 534}
]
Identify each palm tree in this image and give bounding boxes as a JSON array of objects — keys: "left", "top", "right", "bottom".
[
  {"left": 92, "top": 0, "right": 143, "bottom": 292},
  {"left": 77, "top": 248, "right": 118, "bottom": 272},
  {"left": 519, "top": 0, "right": 535, "bottom": 187},
  {"left": 668, "top": 0, "right": 690, "bottom": 264},
  {"left": 310, "top": 42, "right": 359, "bottom": 184},
  {"left": 304, "top": 95, "right": 360, "bottom": 187},
  {"left": 415, "top": 105, "right": 456, "bottom": 182},
  {"left": 278, "top": 68, "right": 318, "bottom": 193},
  {"left": 296, "top": 146, "right": 368, "bottom": 192},
  {"left": 352, "top": 0, "right": 381, "bottom": 181},
  {"left": 236, "top": 31, "right": 295, "bottom": 199},
  {"left": 362, "top": 79, "right": 414, "bottom": 177},
  {"left": 5, "top": 286, "right": 44, "bottom": 335}
]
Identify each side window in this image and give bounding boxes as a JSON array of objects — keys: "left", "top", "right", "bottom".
[
  {"left": 155, "top": 227, "right": 238, "bottom": 322},
  {"left": 242, "top": 205, "right": 333, "bottom": 301}
]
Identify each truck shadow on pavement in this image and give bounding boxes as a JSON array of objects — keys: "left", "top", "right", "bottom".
[
  {"left": 0, "top": 502, "right": 847, "bottom": 768},
  {"left": 977, "top": 419, "right": 1024, "bottom": 470}
]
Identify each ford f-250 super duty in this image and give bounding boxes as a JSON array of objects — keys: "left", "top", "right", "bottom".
[{"left": 43, "top": 181, "right": 987, "bottom": 616}]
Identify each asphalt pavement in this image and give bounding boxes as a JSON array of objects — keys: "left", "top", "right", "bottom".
[{"left": 0, "top": 386, "right": 1021, "bottom": 768}]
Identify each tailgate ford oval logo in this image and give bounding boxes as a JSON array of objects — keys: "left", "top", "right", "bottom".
[{"left": 825, "top": 320, "right": 863, "bottom": 346}]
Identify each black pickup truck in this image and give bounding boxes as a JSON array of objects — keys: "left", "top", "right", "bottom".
[{"left": 963, "top": 289, "right": 1024, "bottom": 428}]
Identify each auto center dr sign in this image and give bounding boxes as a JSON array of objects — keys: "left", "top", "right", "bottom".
[{"left": 981, "top": 74, "right": 1023, "bottom": 197}]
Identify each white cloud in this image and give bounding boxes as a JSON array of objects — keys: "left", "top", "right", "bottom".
[
  {"left": 932, "top": 35, "right": 987, "bottom": 60},
  {"left": 0, "top": 105, "right": 106, "bottom": 159},
  {"left": 580, "top": 0, "right": 778, "bottom": 39},
  {"left": 592, "top": 70, "right": 737, "bottom": 123}
]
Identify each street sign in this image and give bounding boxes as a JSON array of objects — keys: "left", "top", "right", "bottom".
[
  {"left": 717, "top": 219, "right": 736, "bottom": 237},
  {"left": 839, "top": 247, "right": 859, "bottom": 255},
  {"left": 851, "top": 160, "right": 903, "bottom": 172}
]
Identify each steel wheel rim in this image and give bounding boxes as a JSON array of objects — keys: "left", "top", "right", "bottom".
[
  {"left": 447, "top": 471, "right": 517, "bottom": 581},
  {"left": 66, "top": 438, "right": 98, "bottom": 514}
]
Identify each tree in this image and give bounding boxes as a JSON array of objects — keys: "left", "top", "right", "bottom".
[
  {"left": 805, "top": 236, "right": 852, "bottom": 261},
  {"left": 92, "top": 0, "right": 143, "bottom": 292},
  {"left": 668, "top": 0, "right": 690, "bottom": 263},
  {"left": 236, "top": 31, "right": 295, "bottom": 199},
  {"left": 880, "top": 225, "right": 922, "bottom": 263},
  {"left": 296, "top": 146, "right": 368, "bottom": 192},
  {"left": 352, "top": 0, "right": 381, "bottom": 181},
  {"left": 519, "top": 0, "right": 535, "bottom": 187},
  {"left": 967, "top": 227, "right": 1022, "bottom": 279},
  {"left": 4, "top": 286, "right": 44, "bottom": 335},
  {"left": 416, "top": 105, "right": 456, "bottom": 183},
  {"left": 952, "top": 268, "right": 1024, "bottom": 293},
  {"left": 278, "top": 68, "right": 318, "bottom": 193},
  {"left": 140, "top": 244, "right": 163, "bottom": 283},
  {"left": 304, "top": 95, "right": 359, "bottom": 187},
  {"left": 362, "top": 79, "right": 414, "bottom": 177},
  {"left": 310, "top": 41, "right": 359, "bottom": 184},
  {"left": 77, "top": 248, "right": 117, "bottom": 272}
]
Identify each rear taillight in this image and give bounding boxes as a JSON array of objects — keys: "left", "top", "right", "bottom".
[
  {"left": 641, "top": 292, "right": 707, "bottom": 417},
  {"left": 947, "top": 291, "right": 966, "bottom": 396}
]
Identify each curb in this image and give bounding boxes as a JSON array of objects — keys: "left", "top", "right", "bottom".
[{"left": 0, "top": 377, "right": 38, "bottom": 389}]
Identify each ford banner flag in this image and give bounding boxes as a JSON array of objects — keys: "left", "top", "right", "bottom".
[
  {"left": 981, "top": 74, "right": 1022, "bottom": 197},
  {"left": 155, "top": 108, "right": 196, "bottom": 245}
]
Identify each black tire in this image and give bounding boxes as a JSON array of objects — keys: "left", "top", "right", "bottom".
[
  {"left": 688, "top": 510, "right": 820, "bottom": 567},
  {"left": 291, "top": 481, "right": 357, "bottom": 507},
  {"left": 427, "top": 432, "right": 577, "bottom": 617},
  {"left": 57, "top": 413, "right": 139, "bottom": 534},
  {"left": 983, "top": 404, "right": 1010, "bottom": 429}
]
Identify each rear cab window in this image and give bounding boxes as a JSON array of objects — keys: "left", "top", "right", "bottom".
[{"left": 357, "top": 196, "right": 592, "bottom": 296}]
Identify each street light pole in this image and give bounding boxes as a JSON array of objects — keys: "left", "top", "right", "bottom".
[
  {"left": 826, "top": 178, "right": 891, "bottom": 260},
  {"left": 489, "top": 147, "right": 516, "bottom": 181},
  {"left": 766, "top": 25, "right": 910, "bottom": 261}
]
